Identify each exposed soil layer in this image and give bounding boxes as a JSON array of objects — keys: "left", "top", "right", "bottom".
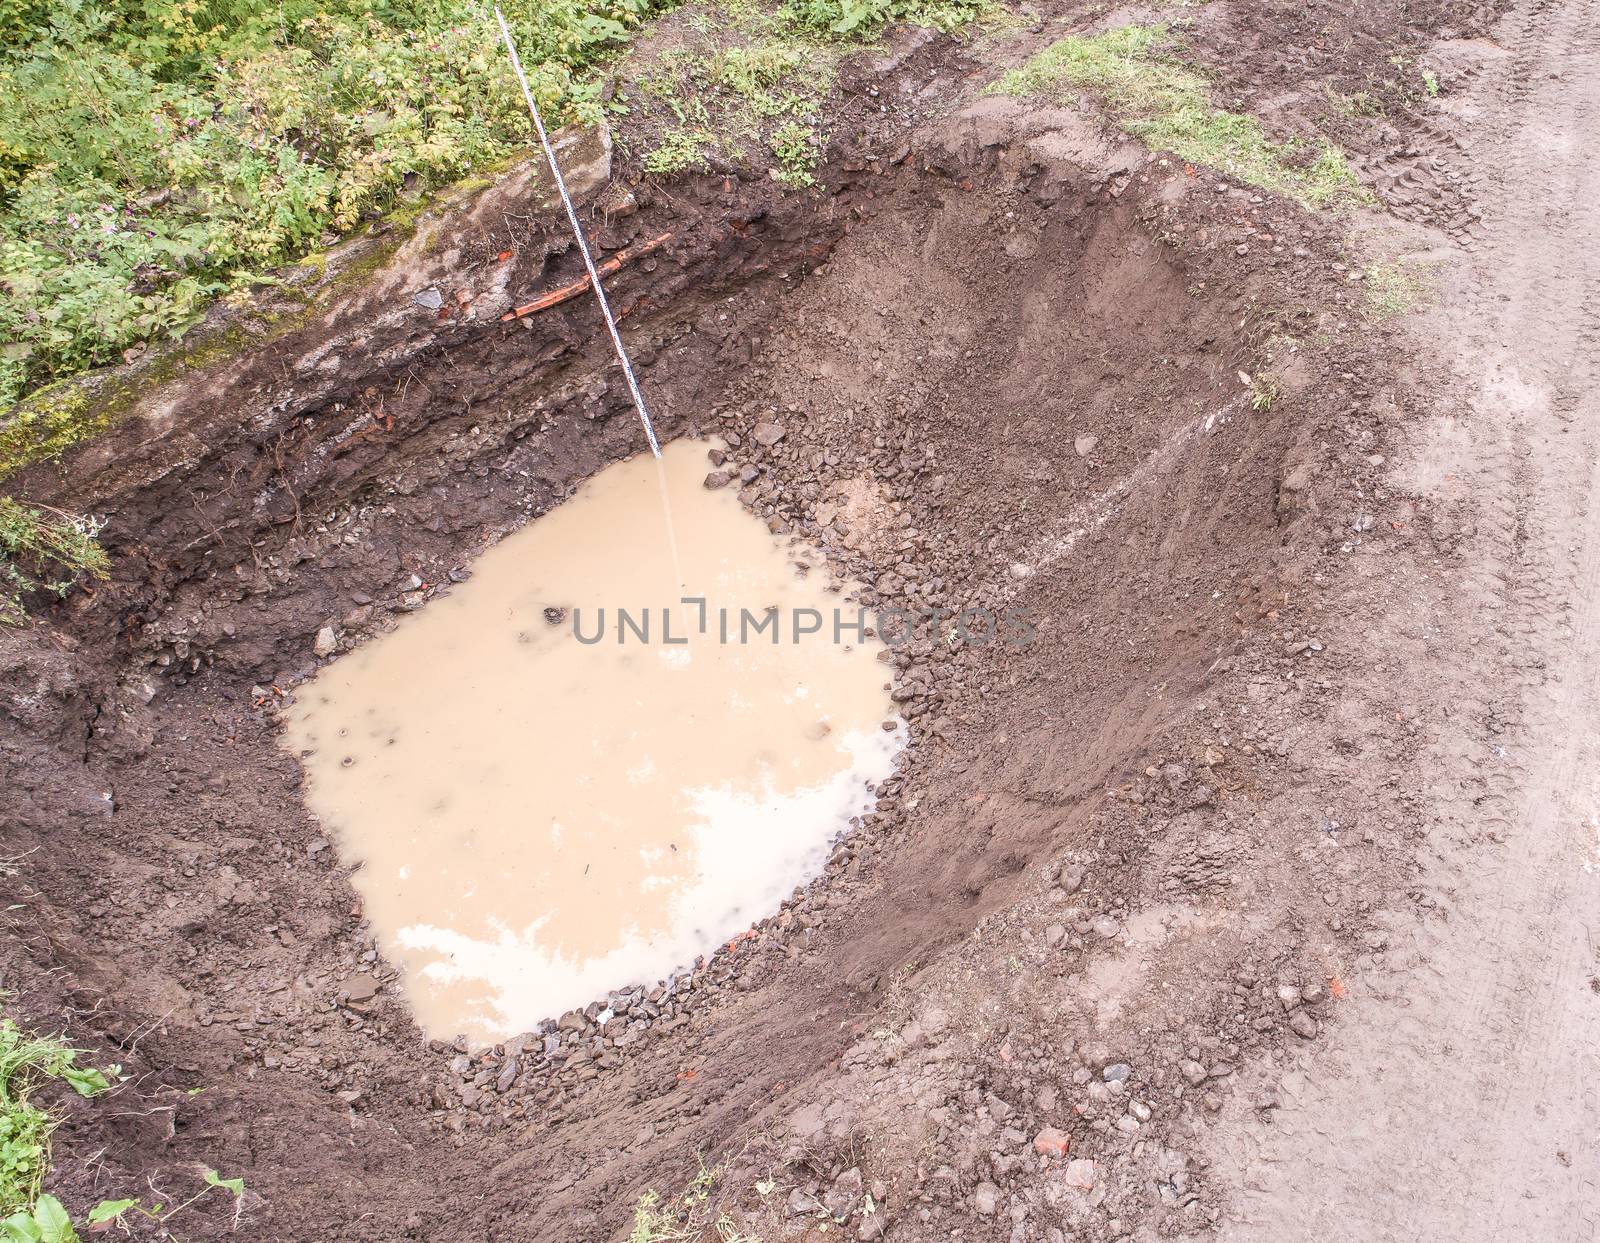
[{"left": 0, "top": 1, "right": 1537, "bottom": 1240}]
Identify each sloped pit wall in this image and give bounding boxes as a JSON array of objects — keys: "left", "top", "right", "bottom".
[{"left": 0, "top": 93, "right": 1307, "bottom": 1241}]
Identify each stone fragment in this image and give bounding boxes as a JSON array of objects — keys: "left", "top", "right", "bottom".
[
  {"left": 1063, "top": 1159, "right": 1096, "bottom": 1190},
  {"left": 340, "top": 973, "right": 378, "bottom": 1002},
  {"left": 825, "top": 1168, "right": 863, "bottom": 1220}
]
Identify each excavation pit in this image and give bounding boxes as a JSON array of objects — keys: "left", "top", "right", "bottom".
[
  {"left": 0, "top": 72, "right": 1337, "bottom": 1241},
  {"left": 284, "top": 439, "right": 901, "bottom": 1043}
]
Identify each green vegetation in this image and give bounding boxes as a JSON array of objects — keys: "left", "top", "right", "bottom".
[
  {"left": 990, "top": 24, "right": 1368, "bottom": 209},
  {"left": 1363, "top": 258, "right": 1431, "bottom": 316},
  {"left": 623, "top": 0, "right": 987, "bottom": 188},
  {"left": 3, "top": 1171, "right": 245, "bottom": 1242},
  {"left": 0, "top": 383, "right": 100, "bottom": 483},
  {"left": 62, "top": 1167, "right": 247, "bottom": 1238},
  {"left": 1248, "top": 371, "right": 1281, "bottom": 412},
  {"left": 628, "top": 1158, "right": 761, "bottom": 1243},
  {"left": 0, "top": 1019, "right": 113, "bottom": 1218},
  {"left": 643, "top": 123, "right": 716, "bottom": 174},
  {"left": 769, "top": 119, "right": 824, "bottom": 186},
  {"left": 0, "top": 1014, "right": 244, "bottom": 1240},
  {"left": 626, "top": 26, "right": 830, "bottom": 181},
  {"left": 0, "top": 498, "right": 109, "bottom": 626},
  {"left": 781, "top": 0, "right": 987, "bottom": 37},
  {"left": 0, "top": 0, "right": 993, "bottom": 416},
  {"left": 0, "top": 0, "right": 687, "bottom": 412}
]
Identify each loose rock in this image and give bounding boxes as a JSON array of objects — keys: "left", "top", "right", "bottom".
[{"left": 1063, "top": 1159, "right": 1096, "bottom": 1191}]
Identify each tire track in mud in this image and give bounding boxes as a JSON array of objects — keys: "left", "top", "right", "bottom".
[{"left": 1207, "top": 0, "right": 1600, "bottom": 1238}]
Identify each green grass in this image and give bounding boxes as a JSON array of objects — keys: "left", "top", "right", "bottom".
[
  {"left": 780, "top": 0, "right": 988, "bottom": 37},
  {"left": 624, "top": 0, "right": 988, "bottom": 187},
  {"left": 0, "top": 0, "right": 992, "bottom": 472},
  {"left": 990, "top": 24, "right": 1369, "bottom": 209},
  {"left": 0, "top": 0, "right": 688, "bottom": 414},
  {"left": 627, "top": 1158, "right": 763, "bottom": 1243},
  {"left": 0, "top": 498, "right": 109, "bottom": 627},
  {"left": 1363, "top": 258, "right": 1431, "bottom": 316},
  {"left": 0, "top": 1018, "right": 113, "bottom": 1217},
  {"left": 0, "top": 1014, "right": 246, "bottom": 1239}
]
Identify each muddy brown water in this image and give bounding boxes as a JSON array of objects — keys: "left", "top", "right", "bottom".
[{"left": 284, "top": 439, "right": 901, "bottom": 1042}]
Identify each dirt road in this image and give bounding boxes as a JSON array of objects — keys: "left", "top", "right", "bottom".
[{"left": 1208, "top": 3, "right": 1600, "bottom": 1238}]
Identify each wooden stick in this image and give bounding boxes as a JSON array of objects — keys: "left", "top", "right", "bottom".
[{"left": 500, "top": 232, "right": 673, "bottom": 322}]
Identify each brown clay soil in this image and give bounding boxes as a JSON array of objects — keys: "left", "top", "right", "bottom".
[{"left": 4, "top": 1, "right": 1598, "bottom": 1241}]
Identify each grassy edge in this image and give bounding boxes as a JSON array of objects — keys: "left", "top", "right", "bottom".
[
  {"left": 0, "top": 1011, "right": 246, "bottom": 1238},
  {"left": 988, "top": 23, "right": 1372, "bottom": 210},
  {"left": 0, "top": 1016, "right": 114, "bottom": 1218}
]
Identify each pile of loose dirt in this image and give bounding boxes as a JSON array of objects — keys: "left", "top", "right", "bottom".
[{"left": 0, "top": 0, "right": 1519, "bottom": 1239}]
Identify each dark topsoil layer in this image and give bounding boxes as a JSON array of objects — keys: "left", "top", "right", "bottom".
[{"left": 0, "top": 1, "right": 1505, "bottom": 1239}]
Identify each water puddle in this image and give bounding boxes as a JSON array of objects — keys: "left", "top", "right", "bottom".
[{"left": 284, "top": 439, "right": 900, "bottom": 1042}]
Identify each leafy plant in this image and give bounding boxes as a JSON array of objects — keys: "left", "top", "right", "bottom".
[
  {"left": 0, "top": 1020, "right": 114, "bottom": 1218},
  {"left": 769, "top": 119, "right": 822, "bottom": 186},
  {"left": 990, "top": 24, "right": 1369, "bottom": 209},
  {"left": 643, "top": 126, "right": 714, "bottom": 174},
  {"left": 0, "top": 1011, "right": 242, "bottom": 1239},
  {"left": 0, "top": 1170, "right": 245, "bottom": 1243},
  {"left": 75, "top": 1168, "right": 247, "bottom": 1236},
  {"left": 0, "top": 1194, "right": 77, "bottom": 1243},
  {"left": 0, "top": 0, "right": 686, "bottom": 411},
  {"left": 628, "top": 1157, "right": 760, "bottom": 1243},
  {"left": 0, "top": 499, "right": 109, "bottom": 627},
  {"left": 1249, "top": 372, "right": 1281, "bottom": 412},
  {"left": 781, "top": 0, "right": 986, "bottom": 37}
]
